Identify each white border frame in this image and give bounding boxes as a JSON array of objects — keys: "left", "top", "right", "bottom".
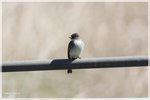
[{"left": 0, "top": 0, "right": 149, "bottom": 100}]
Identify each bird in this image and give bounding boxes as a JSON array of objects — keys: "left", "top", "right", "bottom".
[{"left": 67, "top": 33, "right": 84, "bottom": 74}]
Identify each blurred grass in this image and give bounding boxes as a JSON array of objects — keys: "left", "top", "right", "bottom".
[{"left": 2, "top": 2, "right": 148, "bottom": 98}]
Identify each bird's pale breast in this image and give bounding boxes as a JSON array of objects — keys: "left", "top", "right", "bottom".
[{"left": 69, "top": 39, "right": 84, "bottom": 58}]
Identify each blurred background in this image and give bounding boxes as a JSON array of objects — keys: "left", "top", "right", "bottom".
[{"left": 2, "top": 2, "right": 148, "bottom": 98}]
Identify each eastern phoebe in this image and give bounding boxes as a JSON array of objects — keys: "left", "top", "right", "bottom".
[{"left": 67, "top": 33, "right": 84, "bottom": 74}]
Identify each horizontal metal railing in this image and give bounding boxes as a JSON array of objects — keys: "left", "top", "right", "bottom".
[{"left": 2, "top": 56, "right": 148, "bottom": 72}]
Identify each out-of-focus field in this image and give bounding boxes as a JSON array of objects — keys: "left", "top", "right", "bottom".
[{"left": 2, "top": 2, "right": 148, "bottom": 98}]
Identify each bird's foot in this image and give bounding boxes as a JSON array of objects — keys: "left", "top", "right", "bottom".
[{"left": 78, "top": 57, "right": 81, "bottom": 59}]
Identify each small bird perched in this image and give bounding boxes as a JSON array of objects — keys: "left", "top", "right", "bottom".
[{"left": 67, "top": 33, "right": 84, "bottom": 74}]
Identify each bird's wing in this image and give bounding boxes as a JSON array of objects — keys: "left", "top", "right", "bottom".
[{"left": 68, "top": 41, "right": 74, "bottom": 59}]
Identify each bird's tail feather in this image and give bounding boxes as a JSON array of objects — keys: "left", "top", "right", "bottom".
[{"left": 67, "top": 69, "right": 72, "bottom": 74}]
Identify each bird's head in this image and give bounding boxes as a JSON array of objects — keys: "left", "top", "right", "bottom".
[{"left": 69, "top": 33, "right": 79, "bottom": 40}]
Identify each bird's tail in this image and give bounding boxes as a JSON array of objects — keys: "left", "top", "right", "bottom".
[{"left": 67, "top": 69, "right": 72, "bottom": 74}]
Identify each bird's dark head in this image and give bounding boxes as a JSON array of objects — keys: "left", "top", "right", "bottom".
[{"left": 70, "top": 33, "right": 79, "bottom": 39}]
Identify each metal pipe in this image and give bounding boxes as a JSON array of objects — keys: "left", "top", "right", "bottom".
[{"left": 2, "top": 56, "right": 148, "bottom": 72}]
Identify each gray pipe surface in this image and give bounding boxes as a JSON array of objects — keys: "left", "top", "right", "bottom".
[{"left": 2, "top": 56, "right": 148, "bottom": 72}]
